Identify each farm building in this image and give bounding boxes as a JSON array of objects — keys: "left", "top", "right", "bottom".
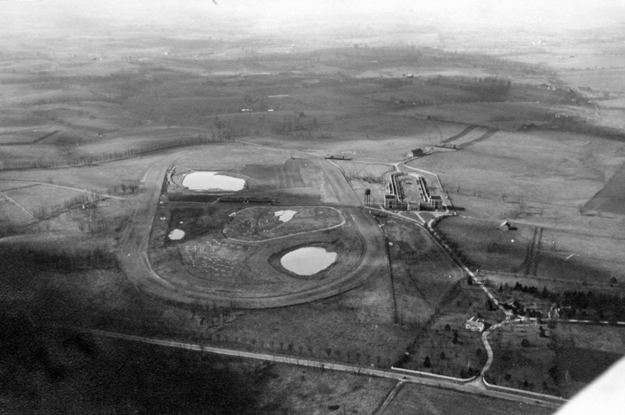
[{"left": 465, "top": 317, "right": 485, "bottom": 332}]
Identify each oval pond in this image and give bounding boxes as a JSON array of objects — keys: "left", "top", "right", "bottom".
[
  {"left": 182, "top": 171, "right": 245, "bottom": 191},
  {"left": 168, "top": 229, "right": 185, "bottom": 240},
  {"left": 280, "top": 247, "right": 337, "bottom": 276}
]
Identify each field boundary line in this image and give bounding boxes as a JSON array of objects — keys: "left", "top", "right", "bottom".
[
  {"left": 0, "top": 190, "right": 35, "bottom": 220},
  {"left": 0, "top": 180, "right": 126, "bottom": 200},
  {"left": 66, "top": 326, "right": 563, "bottom": 409},
  {"left": 391, "top": 366, "right": 477, "bottom": 384},
  {"left": 372, "top": 380, "right": 405, "bottom": 415},
  {"left": 482, "top": 376, "right": 567, "bottom": 403}
]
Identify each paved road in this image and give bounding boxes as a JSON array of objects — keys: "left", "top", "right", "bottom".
[
  {"left": 117, "top": 146, "right": 387, "bottom": 308},
  {"left": 74, "top": 327, "right": 563, "bottom": 411}
]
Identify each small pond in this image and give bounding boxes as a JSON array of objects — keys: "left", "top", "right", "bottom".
[
  {"left": 168, "top": 229, "right": 185, "bottom": 240},
  {"left": 280, "top": 247, "right": 337, "bottom": 276},
  {"left": 182, "top": 171, "right": 245, "bottom": 191},
  {"left": 274, "top": 210, "right": 297, "bottom": 223}
]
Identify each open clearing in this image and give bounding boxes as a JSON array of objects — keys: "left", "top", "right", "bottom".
[
  {"left": 385, "top": 382, "right": 554, "bottom": 415},
  {"left": 5, "top": 20, "right": 625, "bottom": 413}
]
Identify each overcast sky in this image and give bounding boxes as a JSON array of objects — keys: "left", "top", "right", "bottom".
[{"left": 1, "top": 0, "right": 623, "bottom": 39}]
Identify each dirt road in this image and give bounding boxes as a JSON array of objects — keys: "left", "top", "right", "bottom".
[{"left": 117, "top": 146, "right": 387, "bottom": 308}]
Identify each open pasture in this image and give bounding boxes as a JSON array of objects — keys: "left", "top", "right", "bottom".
[
  {"left": 385, "top": 382, "right": 554, "bottom": 415},
  {"left": 0, "top": 87, "right": 95, "bottom": 107},
  {"left": 248, "top": 118, "right": 464, "bottom": 162},
  {"left": 34, "top": 102, "right": 135, "bottom": 132},
  {"left": 0, "top": 144, "right": 72, "bottom": 170},
  {"left": 437, "top": 216, "right": 534, "bottom": 274},
  {"left": 377, "top": 214, "right": 464, "bottom": 326},
  {"left": 540, "top": 228, "right": 625, "bottom": 277},
  {"left": 560, "top": 69, "right": 625, "bottom": 93},
  {"left": 204, "top": 264, "right": 414, "bottom": 368},
  {"left": 170, "top": 143, "right": 290, "bottom": 172},
  {"left": 0, "top": 196, "right": 35, "bottom": 227},
  {"left": 314, "top": 114, "right": 462, "bottom": 142},
  {"left": 1, "top": 183, "right": 80, "bottom": 216},
  {"left": 486, "top": 321, "right": 557, "bottom": 395},
  {"left": 409, "top": 129, "right": 624, "bottom": 207},
  {"left": 126, "top": 94, "right": 245, "bottom": 121},
  {"left": 258, "top": 364, "right": 395, "bottom": 415},
  {"left": 240, "top": 159, "right": 313, "bottom": 190},
  {"left": 0, "top": 126, "right": 60, "bottom": 145},
  {"left": 410, "top": 101, "right": 554, "bottom": 129},
  {"left": 585, "top": 161, "right": 625, "bottom": 215},
  {"left": 553, "top": 324, "right": 625, "bottom": 355},
  {"left": 536, "top": 249, "right": 624, "bottom": 287}
]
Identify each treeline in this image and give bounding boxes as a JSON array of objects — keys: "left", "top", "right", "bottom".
[
  {"left": 270, "top": 113, "right": 317, "bottom": 135},
  {"left": 561, "top": 290, "right": 625, "bottom": 321},
  {"left": 432, "top": 228, "right": 481, "bottom": 272},
  {"left": 504, "top": 281, "right": 625, "bottom": 322},
  {"left": 0, "top": 133, "right": 220, "bottom": 171},
  {"left": 427, "top": 75, "right": 511, "bottom": 101}
]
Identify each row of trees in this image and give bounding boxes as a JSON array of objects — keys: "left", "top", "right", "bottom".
[
  {"left": 426, "top": 75, "right": 512, "bottom": 101},
  {"left": 505, "top": 281, "right": 625, "bottom": 321},
  {"left": 432, "top": 227, "right": 481, "bottom": 272},
  {"left": 270, "top": 113, "right": 317, "bottom": 135},
  {"left": 1, "top": 133, "right": 224, "bottom": 171},
  {"left": 206, "top": 333, "right": 393, "bottom": 368}
]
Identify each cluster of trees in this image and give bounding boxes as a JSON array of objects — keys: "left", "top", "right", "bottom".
[
  {"left": 31, "top": 191, "right": 101, "bottom": 220},
  {"left": 504, "top": 281, "right": 625, "bottom": 322},
  {"left": 270, "top": 113, "right": 317, "bottom": 135},
  {"left": 207, "top": 333, "right": 391, "bottom": 367},
  {"left": 560, "top": 290, "right": 625, "bottom": 321},
  {"left": 211, "top": 116, "right": 240, "bottom": 141},
  {"left": 510, "top": 282, "right": 559, "bottom": 302},
  {"left": 426, "top": 75, "right": 512, "bottom": 101},
  {"left": 106, "top": 181, "right": 140, "bottom": 195},
  {"left": 434, "top": 229, "right": 480, "bottom": 272}
]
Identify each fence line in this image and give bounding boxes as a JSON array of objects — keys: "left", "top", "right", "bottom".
[
  {"left": 482, "top": 376, "right": 567, "bottom": 403},
  {"left": 391, "top": 366, "right": 477, "bottom": 384}
]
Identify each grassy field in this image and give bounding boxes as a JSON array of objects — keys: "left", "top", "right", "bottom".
[
  {"left": 375, "top": 214, "right": 464, "bottom": 326},
  {"left": 384, "top": 382, "right": 555, "bottom": 415},
  {"left": 409, "top": 129, "right": 625, "bottom": 209},
  {"left": 401, "top": 282, "right": 501, "bottom": 377},
  {"left": 436, "top": 216, "right": 534, "bottom": 274},
  {"left": 3, "top": 24, "right": 625, "bottom": 412},
  {"left": 194, "top": 265, "right": 414, "bottom": 368},
  {"left": 487, "top": 321, "right": 625, "bottom": 399},
  {"left": 257, "top": 364, "right": 396, "bottom": 414},
  {"left": 585, "top": 161, "right": 625, "bottom": 215},
  {"left": 486, "top": 321, "right": 557, "bottom": 395}
]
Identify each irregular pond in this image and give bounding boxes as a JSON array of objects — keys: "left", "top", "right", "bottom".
[
  {"left": 281, "top": 247, "right": 337, "bottom": 276},
  {"left": 274, "top": 210, "right": 297, "bottom": 223},
  {"left": 182, "top": 171, "right": 245, "bottom": 191},
  {"left": 168, "top": 229, "right": 185, "bottom": 240}
]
